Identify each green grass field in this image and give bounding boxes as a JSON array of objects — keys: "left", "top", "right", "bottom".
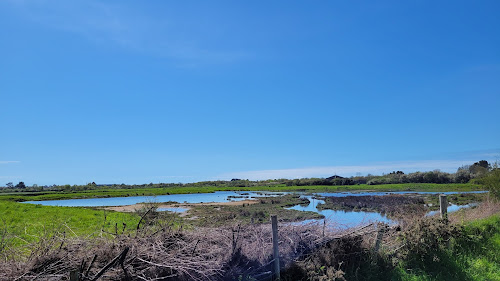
[{"left": 0, "top": 200, "right": 140, "bottom": 248}]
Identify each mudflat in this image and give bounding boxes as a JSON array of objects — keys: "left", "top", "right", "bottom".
[{"left": 104, "top": 199, "right": 259, "bottom": 213}]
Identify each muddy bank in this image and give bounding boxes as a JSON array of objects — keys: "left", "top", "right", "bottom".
[{"left": 104, "top": 199, "right": 259, "bottom": 213}]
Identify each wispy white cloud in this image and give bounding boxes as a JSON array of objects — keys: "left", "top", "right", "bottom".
[
  {"left": 4, "top": 0, "right": 251, "bottom": 66},
  {"left": 217, "top": 160, "right": 478, "bottom": 180},
  {"left": 0, "top": 161, "right": 20, "bottom": 164}
]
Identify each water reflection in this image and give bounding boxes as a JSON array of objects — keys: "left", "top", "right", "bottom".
[
  {"left": 22, "top": 191, "right": 286, "bottom": 207},
  {"left": 22, "top": 190, "right": 483, "bottom": 228},
  {"left": 157, "top": 207, "right": 189, "bottom": 213},
  {"left": 426, "top": 203, "right": 478, "bottom": 217},
  {"left": 287, "top": 196, "right": 393, "bottom": 229},
  {"left": 22, "top": 190, "right": 486, "bottom": 207}
]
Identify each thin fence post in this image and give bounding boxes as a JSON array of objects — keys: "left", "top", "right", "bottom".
[
  {"left": 439, "top": 194, "right": 448, "bottom": 221},
  {"left": 322, "top": 219, "right": 326, "bottom": 238},
  {"left": 69, "top": 270, "right": 80, "bottom": 281},
  {"left": 271, "top": 215, "right": 280, "bottom": 281}
]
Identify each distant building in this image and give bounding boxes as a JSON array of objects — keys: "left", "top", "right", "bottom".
[{"left": 326, "top": 175, "right": 344, "bottom": 180}]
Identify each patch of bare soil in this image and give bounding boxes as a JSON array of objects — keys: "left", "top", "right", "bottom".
[
  {"left": 104, "top": 199, "right": 259, "bottom": 213},
  {"left": 195, "top": 199, "right": 259, "bottom": 206}
]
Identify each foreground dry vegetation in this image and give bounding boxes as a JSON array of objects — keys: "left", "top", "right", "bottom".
[
  {"left": 1, "top": 197, "right": 499, "bottom": 281},
  {"left": 1, "top": 217, "right": 330, "bottom": 280}
]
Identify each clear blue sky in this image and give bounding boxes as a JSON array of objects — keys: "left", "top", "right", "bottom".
[{"left": 1, "top": 0, "right": 499, "bottom": 185}]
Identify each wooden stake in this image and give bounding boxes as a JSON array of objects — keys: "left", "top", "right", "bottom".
[
  {"left": 271, "top": 215, "right": 280, "bottom": 281},
  {"left": 322, "top": 219, "right": 326, "bottom": 238},
  {"left": 69, "top": 270, "right": 79, "bottom": 281},
  {"left": 439, "top": 194, "right": 448, "bottom": 220},
  {"left": 374, "top": 224, "right": 384, "bottom": 253}
]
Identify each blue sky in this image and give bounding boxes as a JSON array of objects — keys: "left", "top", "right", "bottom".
[{"left": 1, "top": 0, "right": 499, "bottom": 185}]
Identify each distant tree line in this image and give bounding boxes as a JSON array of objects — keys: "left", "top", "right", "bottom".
[{"left": 1, "top": 160, "right": 497, "bottom": 193}]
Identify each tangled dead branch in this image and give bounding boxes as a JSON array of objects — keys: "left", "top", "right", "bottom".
[{"left": 0, "top": 220, "right": 342, "bottom": 281}]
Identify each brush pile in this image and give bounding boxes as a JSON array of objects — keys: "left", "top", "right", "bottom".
[{"left": 0, "top": 219, "right": 330, "bottom": 281}]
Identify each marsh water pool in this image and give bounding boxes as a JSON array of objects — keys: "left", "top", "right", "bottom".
[
  {"left": 22, "top": 190, "right": 487, "bottom": 207},
  {"left": 287, "top": 196, "right": 393, "bottom": 228},
  {"left": 22, "top": 191, "right": 288, "bottom": 207},
  {"left": 23, "top": 190, "right": 486, "bottom": 228}
]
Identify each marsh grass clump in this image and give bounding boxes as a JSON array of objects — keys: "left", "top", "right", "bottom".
[
  {"left": 318, "top": 195, "right": 427, "bottom": 220},
  {"left": 449, "top": 196, "right": 500, "bottom": 224},
  {"left": 281, "top": 236, "right": 362, "bottom": 281},
  {"left": 134, "top": 201, "right": 160, "bottom": 227},
  {"left": 397, "top": 218, "right": 462, "bottom": 263},
  {"left": 188, "top": 195, "right": 322, "bottom": 226},
  {"left": 280, "top": 225, "right": 399, "bottom": 281},
  {"left": 392, "top": 213, "right": 500, "bottom": 280},
  {"left": 0, "top": 221, "right": 18, "bottom": 262}
]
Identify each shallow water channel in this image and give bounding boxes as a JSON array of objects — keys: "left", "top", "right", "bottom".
[{"left": 23, "top": 191, "right": 486, "bottom": 228}]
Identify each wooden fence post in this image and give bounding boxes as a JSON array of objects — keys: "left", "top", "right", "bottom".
[
  {"left": 69, "top": 270, "right": 80, "bottom": 281},
  {"left": 439, "top": 194, "right": 448, "bottom": 220},
  {"left": 322, "top": 219, "right": 326, "bottom": 238},
  {"left": 271, "top": 215, "right": 280, "bottom": 281},
  {"left": 374, "top": 224, "right": 384, "bottom": 253}
]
